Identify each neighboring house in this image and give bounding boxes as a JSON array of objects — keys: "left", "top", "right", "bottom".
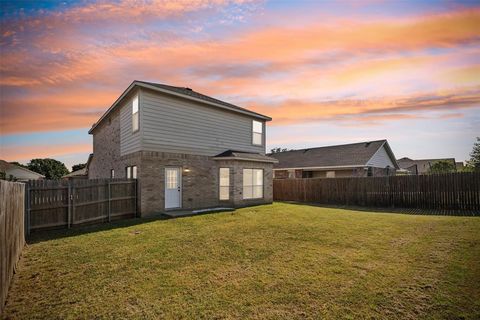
[
  {"left": 88, "top": 80, "right": 277, "bottom": 215},
  {"left": 0, "top": 160, "right": 45, "bottom": 182},
  {"left": 397, "top": 157, "right": 457, "bottom": 175},
  {"left": 63, "top": 154, "right": 92, "bottom": 180},
  {"left": 270, "top": 140, "right": 399, "bottom": 179},
  {"left": 62, "top": 168, "right": 88, "bottom": 180},
  {"left": 456, "top": 161, "right": 464, "bottom": 171}
]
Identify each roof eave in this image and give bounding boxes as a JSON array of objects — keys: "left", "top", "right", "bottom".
[
  {"left": 213, "top": 156, "right": 278, "bottom": 163},
  {"left": 89, "top": 81, "right": 272, "bottom": 133},
  {"left": 274, "top": 165, "right": 368, "bottom": 170}
]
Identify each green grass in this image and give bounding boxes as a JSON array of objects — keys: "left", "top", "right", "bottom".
[{"left": 4, "top": 203, "right": 480, "bottom": 319}]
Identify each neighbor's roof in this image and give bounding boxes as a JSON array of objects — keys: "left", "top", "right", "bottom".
[
  {"left": 62, "top": 167, "right": 87, "bottom": 178},
  {"left": 89, "top": 80, "right": 271, "bottom": 133},
  {"left": 214, "top": 150, "right": 278, "bottom": 163},
  {"left": 270, "top": 140, "right": 399, "bottom": 169},
  {"left": 397, "top": 157, "right": 456, "bottom": 173},
  {"left": 0, "top": 160, "right": 45, "bottom": 178}
]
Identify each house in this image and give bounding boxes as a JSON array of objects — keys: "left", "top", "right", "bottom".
[
  {"left": 270, "top": 140, "right": 398, "bottom": 179},
  {"left": 62, "top": 154, "right": 92, "bottom": 180},
  {"left": 0, "top": 160, "right": 45, "bottom": 182},
  {"left": 397, "top": 157, "right": 457, "bottom": 175},
  {"left": 62, "top": 168, "right": 88, "bottom": 180},
  {"left": 87, "top": 80, "right": 277, "bottom": 215}
]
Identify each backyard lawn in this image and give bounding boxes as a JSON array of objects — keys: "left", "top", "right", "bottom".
[{"left": 3, "top": 203, "right": 480, "bottom": 319}]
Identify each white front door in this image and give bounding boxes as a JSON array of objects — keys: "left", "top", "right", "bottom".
[{"left": 165, "top": 167, "right": 181, "bottom": 209}]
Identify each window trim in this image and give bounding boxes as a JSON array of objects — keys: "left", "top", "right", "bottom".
[
  {"left": 242, "top": 168, "right": 264, "bottom": 200},
  {"left": 219, "top": 168, "right": 230, "bottom": 201},
  {"left": 252, "top": 120, "right": 263, "bottom": 146},
  {"left": 132, "top": 95, "right": 139, "bottom": 133}
]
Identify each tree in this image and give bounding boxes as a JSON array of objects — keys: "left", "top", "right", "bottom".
[
  {"left": 27, "top": 158, "right": 69, "bottom": 179},
  {"left": 72, "top": 163, "right": 86, "bottom": 172},
  {"left": 465, "top": 137, "right": 480, "bottom": 171},
  {"left": 428, "top": 160, "right": 456, "bottom": 174},
  {"left": 270, "top": 147, "right": 291, "bottom": 154}
]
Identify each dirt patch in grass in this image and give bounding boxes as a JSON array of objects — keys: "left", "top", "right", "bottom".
[{"left": 3, "top": 203, "right": 480, "bottom": 319}]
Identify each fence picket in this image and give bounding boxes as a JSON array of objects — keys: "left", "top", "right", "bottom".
[
  {"left": 26, "top": 179, "right": 137, "bottom": 232},
  {"left": 273, "top": 172, "right": 480, "bottom": 214}
]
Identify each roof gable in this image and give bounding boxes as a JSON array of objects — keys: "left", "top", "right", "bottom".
[{"left": 89, "top": 80, "right": 271, "bottom": 134}]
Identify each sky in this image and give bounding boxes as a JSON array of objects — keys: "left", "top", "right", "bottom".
[{"left": 0, "top": 0, "right": 479, "bottom": 171}]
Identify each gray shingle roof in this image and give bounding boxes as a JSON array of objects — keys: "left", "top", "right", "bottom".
[
  {"left": 214, "top": 150, "right": 278, "bottom": 163},
  {"left": 62, "top": 167, "right": 87, "bottom": 178},
  {"left": 270, "top": 140, "right": 388, "bottom": 169}
]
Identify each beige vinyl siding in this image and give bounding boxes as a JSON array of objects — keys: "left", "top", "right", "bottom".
[
  {"left": 140, "top": 89, "right": 265, "bottom": 156},
  {"left": 119, "top": 91, "right": 142, "bottom": 156},
  {"left": 367, "top": 145, "right": 395, "bottom": 168}
]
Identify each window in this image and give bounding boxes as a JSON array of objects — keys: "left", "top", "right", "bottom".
[
  {"left": 132, "top": 95, "right": 139, "bottom": 132},
  {"left": 243, "top": 169, "right": 263, "bottom": 199},
  {"left": 219, "top": 168, "right": 230, "bottom": 200},
  {"left": 302, "top": 171, "right": 313, "bottom": 178},
  {"left": 326, "top": 171, "right": 335, "bottom": 178},
  {"left": 126, "top": 166, "right": 138, "bottom": 179},
  {"left": 132, "top": 166, "right": 137, "bottom": 179},
  {"left": 110, "top": 169, "right": 115, "bottom": 178},
  {"left": 252, "top": 120, "right": 263, "bottom": 145}
]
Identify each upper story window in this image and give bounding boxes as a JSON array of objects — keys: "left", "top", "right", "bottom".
[
  {"left": 110, "top": 169, "right": 115, "bottom": 179},
  {"left": 252, "top": 120, "right": 263, "bottom": 145},
  {"left": 132, "top": 95, "right": 139, "bottom": 133}
]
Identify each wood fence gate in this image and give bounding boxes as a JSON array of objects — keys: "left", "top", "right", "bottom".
[{"left": 25, "top": 179, "right": 137, "bottom": 233}]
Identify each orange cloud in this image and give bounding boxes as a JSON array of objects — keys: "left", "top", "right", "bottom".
[
  {"left": 0, "top": 143, "right": 92, "bottom": 161},
  {"left": 1, "top": 4, "right": 479, "bottom": 135},
  {"left": 252, "top": 88, "right": 480, "bottom": 125}
]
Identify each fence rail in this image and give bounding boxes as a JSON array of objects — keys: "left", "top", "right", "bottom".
[
  {"left": 26, "top": 179, "right": 137, "bottom": 233},
  {"left": 273, "top": 172, "right": 480, "bottom": 213},
  {"left": 1, "top": 180, "right": 25, "bottom": 314}
]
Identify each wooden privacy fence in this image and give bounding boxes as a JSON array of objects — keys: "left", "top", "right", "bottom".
[
  {"left": 26, "top": 179, "right": 137, "bottom": 233},
  {"left": 273, "top": 172, "right": 480, "bottom": 213},
  {"left": 1, "top": 180, "right": 25, "bottom": 314}
]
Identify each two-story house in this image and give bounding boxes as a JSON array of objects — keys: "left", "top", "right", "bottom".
[{"left": 88, "top": 81, "right": 277, "bottom": 215}]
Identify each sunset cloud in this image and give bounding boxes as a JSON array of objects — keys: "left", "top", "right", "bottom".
[
  {"left": 0, "top": 0, "right": 479, "bottom": 165},
  {"left": 252, "top": 88, "right": 480, "bottom": 125},
  {"left": 1, "top": 143, "right": 92, "bottom": 162}
]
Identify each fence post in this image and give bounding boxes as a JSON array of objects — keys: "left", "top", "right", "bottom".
[
  {"left": 134, "top": 179, "right": 138, "bottom": 218},
  {"left": 25, "top": 182, "right": 31, "bottom": 236},
  {"left": 67, "top": 181, "right": 72, "bottom": 229},
  {"left": 108, "top": 182, "right": 111, "bottom": 222}
]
